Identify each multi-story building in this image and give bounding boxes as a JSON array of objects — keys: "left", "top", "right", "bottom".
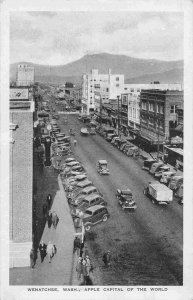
[
  {"left": 82, "top": 69, "right": 124, "bottom": 115},
  {"left": 9, "top": 87, "right": 35, "bottom": 267},
  {"left": 124, "top": 83, "right": 183, "bottom": 135},
  {"left": 16, "top": 64, "right": 35, "bottom": 87},
  {"left": 139, "top": 89, "right": 183, "bottom": 149}
]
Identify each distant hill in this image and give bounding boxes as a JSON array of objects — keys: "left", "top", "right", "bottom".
[
  {"left": 125, "top": 68, "right": 183, "bottom": 84},
  {"left": 10, "top": 53, "right": 183, "bottom": 85}
]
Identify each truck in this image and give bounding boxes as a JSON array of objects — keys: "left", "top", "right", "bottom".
[{"left": 143, "top": 182, "right": 173, "bottom": 205}]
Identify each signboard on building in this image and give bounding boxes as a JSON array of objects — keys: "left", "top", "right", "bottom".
[{"left": 10, "top": 88, "right": 29, "bottom": 100}]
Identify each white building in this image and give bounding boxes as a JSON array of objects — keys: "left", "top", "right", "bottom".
[
  {"left": 123, "top": 83, "right": 183, "bottom": 131},
  {"left": 82, "top": 69, "right": 124, "bottom": 115},
  {"left": 16, "top": 64, "right": 35, "bottom": 87}
]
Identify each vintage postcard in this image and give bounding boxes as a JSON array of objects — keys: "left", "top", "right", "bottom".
[{"left": 1, "top": 0, "right": 193, "bottom": 299}]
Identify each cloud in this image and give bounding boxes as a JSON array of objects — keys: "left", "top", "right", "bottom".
[{"left": 10, "top": 11, "right": 183, "bottom": 65}]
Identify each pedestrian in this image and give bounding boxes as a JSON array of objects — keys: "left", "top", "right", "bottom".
[
  {"left": 76, "top": 257, "right": 83, "bottom": 281},
  {"left": 42, "top": 203, "right": 48, "bottom": 218},
  {"left": 53, "top": 244, "right": 57, "bottom": 255},
  {"left": 38, "top": 241, "right": 47, "bottom": 263},
  {"left": 52, "top": 211, "right": 59, "bottom": 229},
  {"left": 81, "top": 258, "right": 88, "bottom": 285},
  {"left": 46, "top": 194, "right": 52, "bottom": 209},
  {"left": 73, "top": 236, "right": 81, "bottom": 256},
  {"left": 73, "top": 139, "right": 77, "bottom": 147},
  {"left": 85, "top": 255, "right": 91, "bottom": 276},
  {"left": 46, "top": 241, "right": 54, "bottom": 263},
  {"left": 47, "top": 210, "right": 52, "bottom": 228},
  {"left": 80, "top": 241, "right": 84, "bottom": 257},
  {"left": 102, "top": 250, "right": 111, "bottom": 267},
  {"left": 30, "top": 248, "right": 37, "bottom": 269}
]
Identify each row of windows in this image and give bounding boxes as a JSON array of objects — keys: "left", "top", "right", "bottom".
[
  {"left": 142, "top": 101, "right": 164, "bottom": 114},
  {"left": 141, "top": 116, "right": 164, "bottom": 131},
  {"left": 124, "top": 88, "right": 141, "bottom": 92},
  {"left": 129, "top": 107, "right": 140, "bottom": 119}
]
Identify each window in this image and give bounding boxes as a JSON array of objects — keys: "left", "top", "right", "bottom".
[
  {"left": 116, "top": 77, "right": 119, "bottom": 81},
  {"left": 142, "top": 101, "right": 147, "bottom": 110},
  {"left": 116, "top": 84, "right": 119, "bottom": 87},
  {"left": 137, "top": 88, "right": 140, "bottom": 92},
  {"left": 149, "top": 102, "right": 154, "bottom": 112},
  {"left": 133, "top": 108, "right": 136, "bottom": 118},
  {"left": 148, "top": 117, "right": 154, "bottom": 127},
  {"left": 129, "top": 107, "right": 132, "bottom": 117},
  {"left": 170, "top": 105, "right": 176, "bottom": 114},
  {"left": 130, "top": 88, "right": 134, "bottom": 92},
  {"left": 157, "top": 104, "right": 164, "bottom": 114},
  {"left": 106, "top": 88, "right": 109, "bottom": 92}
]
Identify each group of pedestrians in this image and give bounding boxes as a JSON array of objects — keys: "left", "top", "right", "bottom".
[
  {"left": 42, "top": 194, "right": 60, "bottom": 229},
  {"left": 76, "top": 255, "right": 94, "bottom": 285},
  {"left": 30, "top": 240, "right": 57, "bottom": 268}
]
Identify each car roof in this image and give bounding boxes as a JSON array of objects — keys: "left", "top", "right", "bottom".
[
  {"left": 83, "top": 193, "right": 102, "bottom": 201},
  {"left": 98, "top": 160, "right": 107, "bottom": 164},
  {"left": 77, "top": 180, "right": 92, "bottom": 187},
  {"left": 82, "top": 185, "right": 96, "bottom": 192},
  {"left": 170, "top": 175, "right": 183, "bottom": 180},
  {"left": 74, "top": 174, "right": 87, "bottom": 180},
  {"left": 85, "top": 204, "right": 106, "bottom": 212},
  {"left": 65, "top": 157, "right": 75, "bottom": 162},
  {"left": 119, "top": 189, "right": 132, "bottom": 195}
]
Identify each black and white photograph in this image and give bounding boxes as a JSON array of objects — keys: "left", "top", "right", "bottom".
[{"left": 1, "top": 0, "right": 193, "bottom": 299}]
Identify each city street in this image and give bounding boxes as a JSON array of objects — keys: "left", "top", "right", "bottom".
[{"left": 55, "top": 112, "right": 183, "bottom": 286}]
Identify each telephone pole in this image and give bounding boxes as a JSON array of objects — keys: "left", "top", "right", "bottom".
[{"left": 117, "top": 95, "right": 120, "bottom": 136}]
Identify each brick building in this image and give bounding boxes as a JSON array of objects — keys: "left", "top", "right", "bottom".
[
  {"left": 139, "top": 89, "right": 183, "bottom": 148},
  {"left": 9, "top": 89, "right": 34, "bottom": 267}
]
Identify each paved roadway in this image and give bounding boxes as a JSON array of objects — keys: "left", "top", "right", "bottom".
[{"left": 53, "top": 108, "right": 183, "bottom": 285}]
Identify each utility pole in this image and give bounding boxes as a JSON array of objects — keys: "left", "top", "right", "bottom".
[
  {"left": 157, "top": 118, "right": 160, "bottom": 160},
  {"left": 100, "top": 94, "right": 102, "bottom": 127},
  {"left": 117, "top": 95, "right": 120, "bottom": 136}
]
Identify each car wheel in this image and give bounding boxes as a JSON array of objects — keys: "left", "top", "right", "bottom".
[
  {"left": 85, "top": 224, "right": 92, "bottom": 231},
  {"left": 102, "top": 215, "right": 108, "bottom": 222}
]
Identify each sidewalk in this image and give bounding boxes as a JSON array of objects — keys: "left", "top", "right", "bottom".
[{"left": 10, "top": 175, "right": 75, "bottom": 285}]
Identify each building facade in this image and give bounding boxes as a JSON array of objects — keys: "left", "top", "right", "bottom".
[
  {"left": 16, "top": 64, "right": 35, "bottom": 87},
  {"left": 82, "top": 69, "right": 124, "bottom": 115},
  {"left": 140, "top": 89, "right": 183, "bottom": 147},
  {"left": 10, "top": 88, "right": 34, "bottom": 267}
]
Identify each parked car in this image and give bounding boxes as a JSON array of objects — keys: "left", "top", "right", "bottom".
[
  {"left": 71, "top": 165, "right": 85, "bottom": 173},
  {"left": 66, "top": 178, "right": 92, "bottom": 193},
  {"left": 65, "top": 157, "right": 76, "bottom": 163},
  {"left": 160, "top": 171, "right": 176, "bottom": 184},
  {"left": 111, "top": 137, "right": 120, "bottom": 145},
  {"left": 112, "top": 137, "right": 121, "bottom": 147},
  {"left": 116, "top": 189, "right": 137, "bottom": 211},
  {"left": 122, "top": 143, "right": 133, "bottom": 154},
  {"left": 70, "top": 186, "right": 99, "bottom": 207},
  {"left": 71, "top": 193, "right": 107, "bottom": 218},
  {"left": 96, "top": 160, "right": 110, "bottom": 175},
  {"left": 67, "top": 182, "right": 93, "bottom": 201},
  {"left": 143, "top": 182, "right": 173, "bottom": 205},
  {"left": 125, "top": 146, "right": 140, "bottom": 157},
  {"left": 65, "top": 161, "right": 81, "bottom": 168},
  {"left": 168, "top": 175, "right": 183, "bottom": 192},
  {"left": 149, "top": 162, "right": 164, "bottom": 175},
  {"left": 142, "top": 159, "right": 157, "bottom": 171},
  {"left": 106, "top": 133, "right": 117, "bottom": 142},
  {"left": 154, "top": 165, "right": 170, "bottom": 178},
  {"left": 74, "top": 205, "right": 110, "bottom": 231},
  {"left": 116, "top": 139, "right": 127, "bottom": 150}
]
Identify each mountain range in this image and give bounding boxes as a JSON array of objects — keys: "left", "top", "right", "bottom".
[{"left": 10, "top": 53, "right": 183, "bottom": 85}]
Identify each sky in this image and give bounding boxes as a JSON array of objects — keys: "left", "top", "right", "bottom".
[{"left": 10, "top": 11, "right": 184, "bottom": 65}]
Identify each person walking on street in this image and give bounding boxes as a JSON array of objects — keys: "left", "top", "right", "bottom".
[
  {"left": 52, "top": 211, "right": 59, "bottom": 229},
  {"left": 76, "top": 257, "right": 83, "bottom": 281},
  {"left": 47, "top": 210, "right": 52, "bottom": 228},
  {"left": 85, "top": 255, "right": 91, "bottom": 276},
  {"left": 73, "top": 139, "right": 77, "bottom": 147},
  {"left": 102, "top": 250, "right": 111, "bottom": 267},
  {"left": 38, "top": 241, "right": 47, "bottom": 263},
  {"left": 30, "top": 248, "right": 37, "bottom": 269},
  {"left": 81, "top": 258, "right": 88, "bottom": 285},
  {"left": 46, "top": 241, "right": 54, "bottom": 263},
  {"left": 46, "top": 194, "right": 52, "bottom": 209},
  {"left": 73, "top": 236, "right": 81, "bottom": 256},
  {"left": 42, "top": 203, "right": 48, "bottom": 219}
]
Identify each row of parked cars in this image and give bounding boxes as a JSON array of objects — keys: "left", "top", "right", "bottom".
[
  {"left": 142, "top": 158, "right": 183, "bottom": 204},
  {"left": 60, "top": 157, "right": 110, "bottom": 232},
  {"left": 50, "top": 117, "right": 73, "bottom": 157},
  {"left": 96, "top": 126, "right": 140, "bottom": 157}
]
